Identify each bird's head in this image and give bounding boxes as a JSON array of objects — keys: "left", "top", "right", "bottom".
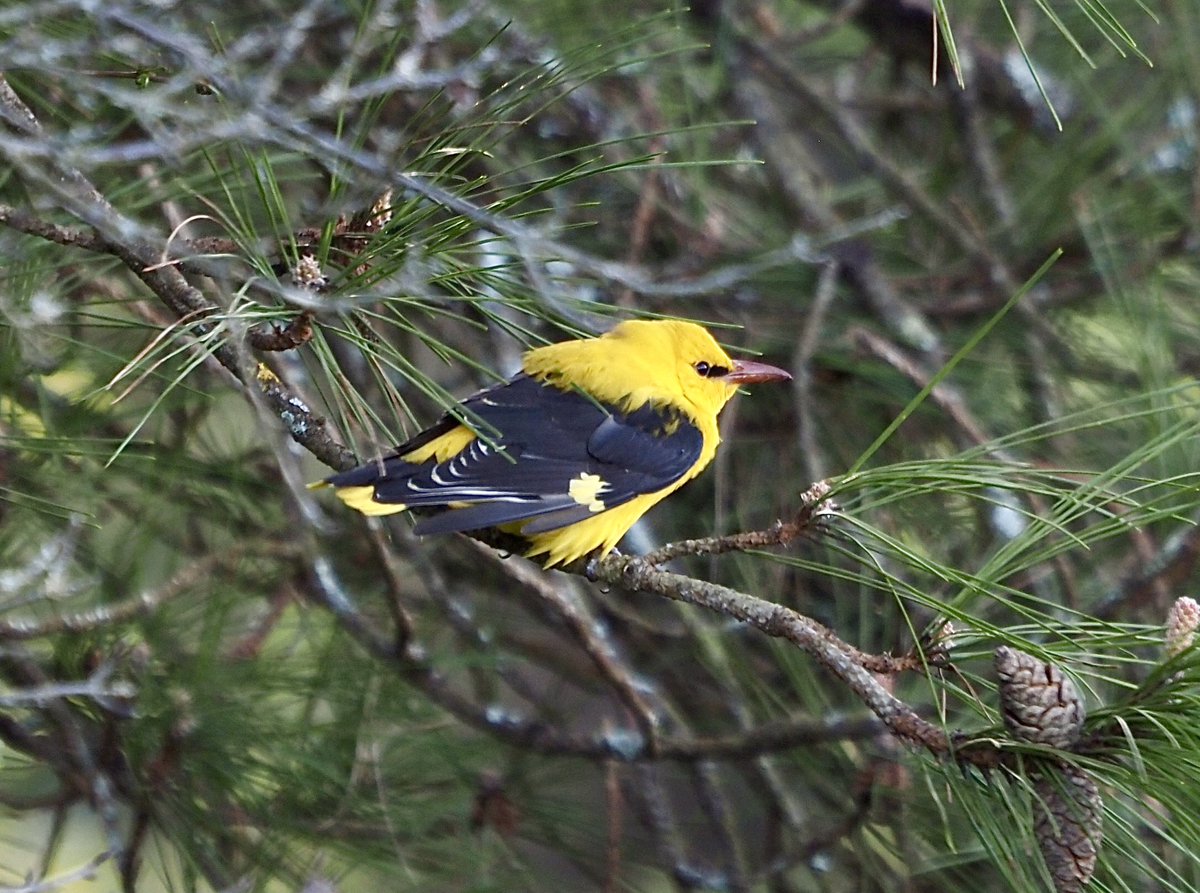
[{"left": 525, "top": 319, "right": 791, "bottom": 420}]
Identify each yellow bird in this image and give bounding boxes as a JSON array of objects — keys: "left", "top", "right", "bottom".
[{"left": 320, "top": 320, "right": 791, "bottom": 566}]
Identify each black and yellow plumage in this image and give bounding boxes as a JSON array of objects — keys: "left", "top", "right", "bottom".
[{"left": 319, "top": 320, "right": 791, "bottom": 566}]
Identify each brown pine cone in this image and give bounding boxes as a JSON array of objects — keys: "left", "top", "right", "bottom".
[
  {"left": 995, "top": 646, "right": 1085, "bottom": 749},
  {"left": 1033, "top": 764, "right": 1102, "bottom": 893}
]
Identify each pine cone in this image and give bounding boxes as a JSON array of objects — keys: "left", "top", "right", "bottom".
[
  {"left": 995, "top": 647, "right": 1085, "bottom": 749},
  {"left": 924, "top": 620, "right": 959, "bottom": 667},
  {"left": 291, "top": 254, "right": 327, "bottom": 289},
  {"left": 1033, "top": 764, "right": 1102, "bottom": 893},
  {"left": 1165, "top": 596, "right": 1200, "bottom": 658}
]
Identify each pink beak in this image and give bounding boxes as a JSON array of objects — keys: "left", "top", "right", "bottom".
[{"left": 723, "top": 358, "right": 792, "bottom": 384}]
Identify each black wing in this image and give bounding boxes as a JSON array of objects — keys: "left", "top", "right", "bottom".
[{"left": 326, "top": 374, "right": 704, "bottom": 534}]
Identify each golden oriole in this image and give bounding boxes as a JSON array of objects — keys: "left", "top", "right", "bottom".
[{"left": 320, "top": 320, "right": 791, "bottom": 566}]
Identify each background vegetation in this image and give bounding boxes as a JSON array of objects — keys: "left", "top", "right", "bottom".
[{"left": 1, "top": 0, "right": 1199, "bottom": 890}]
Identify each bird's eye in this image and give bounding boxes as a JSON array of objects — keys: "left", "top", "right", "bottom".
[{"left": 693, "top": 361, "right": 730, "bottom": 378}]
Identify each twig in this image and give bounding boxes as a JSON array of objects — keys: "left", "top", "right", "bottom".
[
  {"left": 796, "top": 764, "right": 878, "bottom": 863},
  {"left": 1096, "top": 512, "right": 1200, "bottom": 620},
  {"left": 0, "top": 545, "right": 302, "bottom": 641},
  {"left": 849, "top": 327, "right": 994, "bottom": 447},
  {"left": 950, "top": 46, "right": 1017, "bottom": 230},
  {"left": 640, "top": 481, "right": 836, "bottom": 566},
  {"left": 0, "top": 204, "right": 106, "bottom": 251},
  {"left": 615, "top": 119, "right": 667, "bottom": 307},
  {"left": 248, "top": 310, "right": 315, "bottom": 351},
  {"left": 588, "top": 554, "right": 997, "bottom": 768},
  {"left": 603, "top": 759, "right": 624, "bottom": 893},
  {"left": 253, "top": 364, "right": 359, "bottom": 471},
  {"left": 629, "top": 764, "right": 717, "bottom": 891},
  {"left": 849, "top": 325, "right": 1083, "bottom": 606},
  {"left": 0, "top": 850, "right": 115, "bottom": 893},
  {"left": 736, "top": 33, "right": 1004, "bottom": 277},
  {"left": 793, "top": 260, "right": 839, "bottom": 482},
  {"left": 726, "top": 64, "right": 940, "bottom": 356},
  {"left": 364, "top": 524, "right": 418, "bottom": 651},
  {"left": 0, "top": 78, "right": 356, "bottom": 475},
  {"left": 690, "top": 761, "right": 749, "bottom": 893},
  {"left": 302, "top": 548, "right": 893, "bottom": 761},
  {"left": 225, "top": 587, "right": 298, "bottom": 662},
  {"left": 0, "top": 651, "right": 125, "bottom": 858},
  {"left": 0, "top": 675, "right": 133, "bottom": 707},
  {"left": 474, "top": 543, "right": 665, "bottom": 755}
]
